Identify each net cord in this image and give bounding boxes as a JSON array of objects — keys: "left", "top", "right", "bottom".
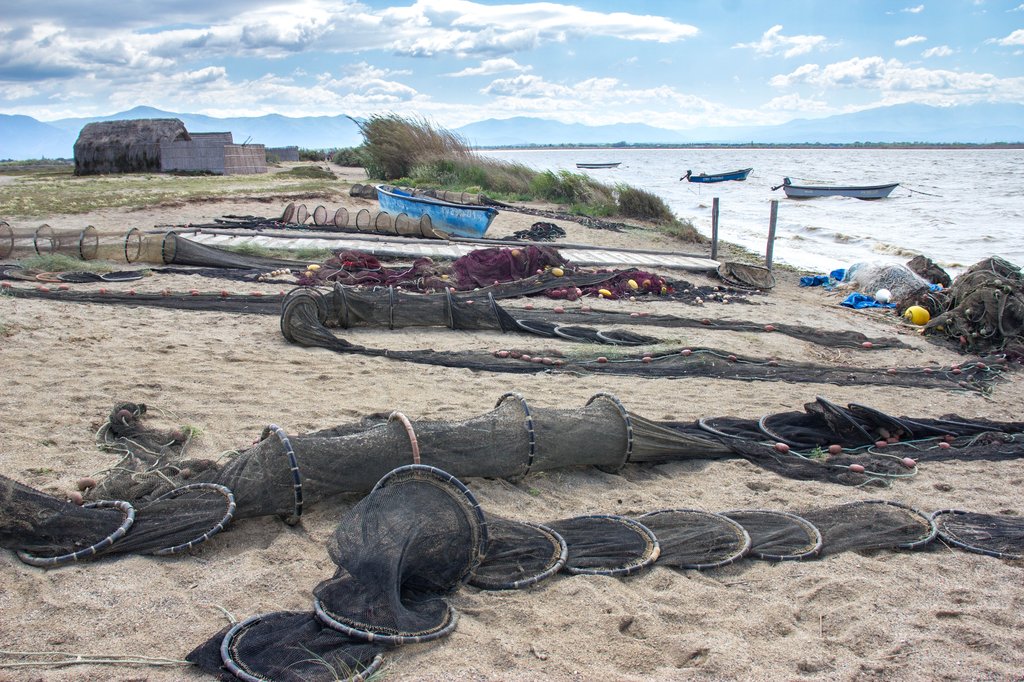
[{"left": 495, "top": 393, "right": 536, "bottom": 477}]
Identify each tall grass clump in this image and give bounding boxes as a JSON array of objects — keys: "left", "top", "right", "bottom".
[
  {"left": 616, "top": 184, "right": 675, "bottom": 222},
  {"left": 353, "top": 114, "right": 471, "bottom": 180}
]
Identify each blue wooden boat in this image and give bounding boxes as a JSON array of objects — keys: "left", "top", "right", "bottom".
[
  {"left": 576, "top": 162, "right": 621, "bottom": 169},
  {"left": 376, "top": 185, "right": 498, "bottom": 238},
  {"left": 773, "top": 177, "right": 899, "bottom": 200},
  {"left": 681, "top": 167, "right": 752, "bottom": 183}
]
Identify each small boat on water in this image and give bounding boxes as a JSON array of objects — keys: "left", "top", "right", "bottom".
[
  {"left": 681, "top": 168, "right": 753, "bottom": 183},
  {"left": 377, "top": 185, "right": 498, "bottom": 238},
  {"left": 773, "top": 177, "right": 899, "bottom": 200},
  {"left": 576, "top": 162, "right": 621, "bottom": 169}
]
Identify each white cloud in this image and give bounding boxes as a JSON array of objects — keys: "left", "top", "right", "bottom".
[
  {"left": 446, "top": 58, "right": 532, "bottom": 77},
  {"left": 991, "top": 28, "right": 1024, "bottom": 45},
  {"left": 733, "top": 25, "right": 829, "bottom": 58},
  {"left": 921, "top": 45, "right": 953, "bottom": 57},
  {"left": 762, "top": 93, "right": 830, "bottom": 113},
  {"left": 769, "top": 55, "right": 1024, "bottom": 107},
  {"left": 902, "top": 5, "right": 925, "bottom": 13},
  {"left": 895, "top": 35, "right": 927, "bottom": 47},
  {"left": 1011, "top": 3, "right": 1024, "bottom": 11}
]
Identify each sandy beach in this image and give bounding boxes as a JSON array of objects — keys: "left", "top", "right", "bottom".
[{"left": 1, "top": 165, "right": 1022, "bottom": 681}]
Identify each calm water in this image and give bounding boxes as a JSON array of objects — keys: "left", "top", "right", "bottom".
[{"left": 481, "top": 148, "right": 1024, "bottom": 275}]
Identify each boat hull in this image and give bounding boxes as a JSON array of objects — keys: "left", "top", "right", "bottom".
[
  {"left": 576, "top": 162, "right": 621, "bottom": 169},
  {"left": 684, "top": 167, "right": 752, "bottom": 183},
  {"left": 377, "top": 185, "right": 498, "bottom": 238},
  {"left": 780, "top": 181, "right": 899, "bottom": 200}
]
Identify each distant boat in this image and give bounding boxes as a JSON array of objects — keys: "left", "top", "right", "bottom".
[
  {"left": 377, "top": 185, "right": 498, "bottom": 238},
  {"left": 681, "top": 168, "right": 753, "bottom": 183},
  {"left": 576, "top": 162, "right": 621, "bottom": 169},
  {"left": 773, "top": 177, "right": 899, "bottom": 200}
]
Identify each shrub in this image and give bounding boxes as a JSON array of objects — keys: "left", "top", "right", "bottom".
[
  {"left": 616, "top": 185, "right": 675, "bottom": 223},
  {"left": 332, "top": 147, "right": 365, "bottom": 167}
]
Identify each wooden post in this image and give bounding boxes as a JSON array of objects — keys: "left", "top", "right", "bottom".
[
  {"left": 766, "top": 200, "right": 778, "bottom": 271},
  {"left": 710, "top": 197, "right": 720, "bottom": 261}
]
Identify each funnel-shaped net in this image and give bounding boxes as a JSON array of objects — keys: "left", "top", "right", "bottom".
[
  {"left": 717, "top": 262, "right": 776, "bottom": 289},
  {"left": 188, "top": 612, "right": 386, "bottom": 682},
  {"left": 547, "top": 515, "right": 660, "bottom": 577},
  {"left": 635, "top": 509, "right": 750, "bottom": 569},
  {"left": 801, "top": 500, "right": 936, "bottom": 555},
  {"left": 469, "top": 518, "right": 568, "bottom": 590},
  {"left": 314, "top": 465, "right": 487, "bottom": 644},
  {"left": 722, "top": 510, "right": 823, "bottom": 561},
  {"left": 931, "top": 509, "right": 1024, "bottom": 559}
]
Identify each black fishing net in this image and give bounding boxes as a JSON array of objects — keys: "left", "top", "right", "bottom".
[
  {"left": 931, "top": 509, "right": 1024, "bottom": 559},
  {"left": 721, "top": 510, "right": 823, "bottom": 561},
  {"left": 634, "top": 509, "right": 750, "bottom": 569},
  {"left": 801, "top": 500, "right": 936, "bottom": 555},
  {"left": 469, "top": 518, "right": 568, "bottom": 590},
  {"left": 546, "top": 515, "right": 660, "bottom": 577}
]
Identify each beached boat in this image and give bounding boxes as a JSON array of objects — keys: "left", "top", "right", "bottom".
[
  {"left": 376, "top": 185, "right": 498, "bottom": 238},
  {"left": 773, "top": 177, "right": 899, "bottom": 200},
  {"left": 681, "top": 168, "right": 753, "bottom": 183},
  {"left": 576, "top": 162, "right": 621, "bottom": 169}
]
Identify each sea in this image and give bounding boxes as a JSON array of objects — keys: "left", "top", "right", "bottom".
[{"left": 480, "top": 148, "right": 1024, "bottom": 277}]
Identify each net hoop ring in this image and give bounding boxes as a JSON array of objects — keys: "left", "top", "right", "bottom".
[
  {"left": 930, "top": 509, "right": 1023, "bottom": 560},
  {"left": 220, "top": 613, "right": 385, "bottom": 682},
  {"left": 33, "top": 224, "right": 55, "bottom": 255},
  {"left": 495, "top": 392, "right": 536, "bottom": 480},
  {"left": 638, "top": 508, "right": 752, "bottom": 569},
  {"left": 160, "top": 231, "right": 179, "bottom": 264},
  {"left": 555, "top": 514, "right": 660, "bottom": 577},
  {"left": 147, "top": 483, "right": 238, "bottom": 556},
  {"left": 722, "top": 509, "right": 823, "bottom": 561},
  {"left": 17, "top": 499, "right": 136, "bottom": 568},
  {"left": 836, "top": 499, "right": 937, "bottom": 549},
  {"left": 469, "top": 520, "right": 568, "bottom": 591},
  {"left": 260, "top": 424, "right": 304, "bottom": 525},
  {"left": 123, "top": 228, "right": 143, "bottom": 263},
  {"left": 314, "top": 596, "right": 459, "bottom": 646},
  {"left": 78, "top": 225, "right": 99, "bottom": 260},
  {"left": 0, "top": 221, "right": 12, "bottom": 259},
  {"left": 587, "top": 392, "right": 633, "bottom": 474},
  {"left": 280, "top": 287, "right": 327, "bottom": 342}
]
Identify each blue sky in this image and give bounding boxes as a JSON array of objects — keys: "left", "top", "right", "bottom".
[{"left": 1, "top": 0, "right": 1021, "bottom": 129}]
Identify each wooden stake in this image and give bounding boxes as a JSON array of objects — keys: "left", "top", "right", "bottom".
[
  {"left": 711, "top": 197, "right": 720, "bottom": 261},
  {"left": 766, "top": 199, "right": 778, "bottom": 270}
]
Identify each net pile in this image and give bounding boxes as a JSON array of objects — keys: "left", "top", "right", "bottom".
[{"left": 924, "top": 256, "right": 1024, "bottom": 354}]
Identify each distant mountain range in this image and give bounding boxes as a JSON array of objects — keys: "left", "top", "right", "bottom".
[{"left": 2, "top": 103, "right": 1022, "bottom": 161}]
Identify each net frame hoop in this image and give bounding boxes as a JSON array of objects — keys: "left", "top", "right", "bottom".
[
  {"left": 124, "top": 227, "right": 143, "bottom": 263},
  {"left": 0, "top": 221, "right": 12, "bottom": 259},
  {"left": 587, "top": 392, "right": 633, "bottom": 474},
  {"left": 160, "top": 230, "right": 178, "bottom": 264},
  {"left": 722, "top": 508, "right": 823, "bottom": 561},
  {"left": 495, "top": 392, "right": 536, "bottom": 478},
  {"left": 696, "top": 416, "right": 747, "bottom": 440},
  {"left": 930, "top": 508, "right": 1023, "bottom": 560},
  {"left": 387, "top": 411, "right": 421, "bottom": 465},
  {"left": 638, "top": 508, "right": 752, "bottom": 569},
  {"left": 758, "top": 413, "right": 815, "bottom": 449},
  {"left": 835, "top": 499, "right": 937, "bottom": 549},
  {"left": 443, "top": 287, "right": 455, "bottom": 329},
  {"left": 147, "top": 483, "right": 238, "bottom": 556},
  {"left": 469, "top": 520, "right": 568, "bottom": 591},
  {"left": 260, "top": 424, "right": 304, "bottom": 525},
  {"left": 556, "top": 514, "right": 661, "bottom": 577},
  {"left": 78, "top": 225, "right": 99, "bottom": 260},
  {"left": 314, "top": 596, "right": 459, "bottom": 645},
  {"left": 32, "top": 224, "right": 54, "bottom": 255},
  {"left": 220, "top": 613, "right": 385, "bottom": 682},
  {"left": 17, "top": 500, "right": 137, "bottom": 568}
]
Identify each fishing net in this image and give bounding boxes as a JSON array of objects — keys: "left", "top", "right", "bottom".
[
  {"left": 843, "top": 261, "right": 932, "bottom": 301},
  {"left": 469, "top": 518, "right": 568, "bottom": 590},
  {"left": 906, "top": 255, "right": 952, "bottom": 288},
  {"left": 800, "top": 500, "right": 936, "bottom": 555},
  {"left": 721, "top": 510, "right": 823, "bottom": 561},
  {"left": 546, "top": 515, "right": 660, "bottom": 577},
  {"left": 930, "top": 509, "right": 1024, "bottom": 560},
  {"left": 634, "top": 509, "right": 750, "bottom": 569},
  {"left": 717, "top": 262, "right": 776, "bottom": 290},
  {"left": 924, "top": 256, "right": 1024, "bottom": 354},
  {"left": 0, "top": 224, "right": 103, "bottom": 260}
]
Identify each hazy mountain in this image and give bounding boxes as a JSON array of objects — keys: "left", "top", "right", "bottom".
[{"left": 1, "top": 103, "right": 1021, "bottom": 160}]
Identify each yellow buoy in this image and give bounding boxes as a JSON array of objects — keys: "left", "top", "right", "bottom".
[
  {"left": 551, "top": 267, "right": 564, "bottom": 277},
  {"left": 903, "top": 305, "right": 931, "bottom": 325},
  {"left": 598, "top": 288, "right": 613, "bottom": 298},
  {"left": 627, "top": 279, "right": 639, "bottom": 290},
  {"left": 308, "top": 264, "right": 321, "bottom": 271}
]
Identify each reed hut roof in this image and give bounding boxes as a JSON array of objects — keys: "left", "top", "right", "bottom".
[{"left": 74, "top": 118, "right": 189, "bottom": 175}]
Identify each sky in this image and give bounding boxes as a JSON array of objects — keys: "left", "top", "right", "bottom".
[{"left": 1, "top": 0, "right": 1022, "bottom": 129}]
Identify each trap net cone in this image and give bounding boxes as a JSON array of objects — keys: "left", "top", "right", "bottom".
[
  {"left": 547, "top": 514, "right": 660, "bottom": 577},
  {"left": 635, "top": 509, "right": 751, "bottom": 570},
  {"left": 931, "top": 509, "right": 1024, "bottom": 560},
  {"left": 722, "top": 510, "right": 823, "bottom": 561},
  {"left": 313, "top": 465, "right": 487, "bottom": 644},
  {"left": 801, "top": 500, "right": 937, "bottom": 555},
  {"left": 717, "top": 261, "right": 776, "bottom": 290},
  {"left": 469, "top": 518, "right": 568, "bottom": 590},
  {"left": 188, "top": 611, "right": 387, "bottom": 682}
]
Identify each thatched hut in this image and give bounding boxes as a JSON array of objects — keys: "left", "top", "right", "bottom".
[{"left": 74, "top": 119, "right": 188, "bottom": 175}]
